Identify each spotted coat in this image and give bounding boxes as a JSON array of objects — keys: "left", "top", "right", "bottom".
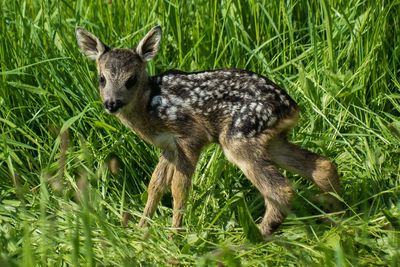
[
  {"left": 148, "top": 69, "right": 298, "bottom": 139},
  {"left": 77, "top": 26, "right": 341, "bottom": 240}
]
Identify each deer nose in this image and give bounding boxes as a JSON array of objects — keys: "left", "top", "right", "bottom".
[{"left": 104, "top": 100, "right": 124, "bottom": 113}]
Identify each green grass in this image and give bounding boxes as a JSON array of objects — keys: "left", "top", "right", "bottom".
[{"left": 1, "top": 0, "right": 400, "bottom": 266}]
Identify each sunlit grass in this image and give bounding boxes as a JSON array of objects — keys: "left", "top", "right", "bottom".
[{"left": 1, "top": 0, "right": 399, "bottom": 266}]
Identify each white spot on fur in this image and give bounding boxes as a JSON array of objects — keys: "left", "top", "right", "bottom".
[
  {"left": 267, "top": 116, "right": 277, "bottom": 126},
  {"left": 215, "top": 91, "right": 223, "bottom": 98},
  {"left": 235, "top": 132, "right": 244, "bottom": 138},
  {"left": 255, "top": 104, "right": 262, "bottom": 114},
  {"left": 235, "top": 118, "right": 242, "bottom": 127},
  {"left": 248, "top": 130, "right": 256, "bottom": 137},
  {"left": 262, "top": 114, "right": 268, "bottom": 121},
  {"left": 166, "top": 106, "right": 178, "bottom": 120},
  {"left": 150, "top": 95, "right": 163, "bottom": 107}
]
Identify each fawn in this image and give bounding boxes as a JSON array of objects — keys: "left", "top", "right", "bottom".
[{"left": 76, "top": 25, "right": 341, "bottom": 239}]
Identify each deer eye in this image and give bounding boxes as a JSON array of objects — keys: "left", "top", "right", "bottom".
[
  {"left": 99, "top": 75, "right": 106, "bottom": 87},
  {"left": 125, "top": 75, "right": 137, "bottom": 89}
]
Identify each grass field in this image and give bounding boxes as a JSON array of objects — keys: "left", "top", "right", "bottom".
[{"left": 1, "top": 0, "right": 400, "bottom": 266}]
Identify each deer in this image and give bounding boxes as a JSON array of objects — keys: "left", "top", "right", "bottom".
[{"left": 76, "top": 25, "right": 341, "bottom": 240}]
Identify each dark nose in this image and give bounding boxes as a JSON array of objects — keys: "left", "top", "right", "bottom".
[{"left": 104, "top": 100, "right": 124, "bottom": 113}]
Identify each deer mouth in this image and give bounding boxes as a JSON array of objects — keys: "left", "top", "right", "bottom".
[{"left": 104, "top": 100, "right": 126, "bottom": 114}]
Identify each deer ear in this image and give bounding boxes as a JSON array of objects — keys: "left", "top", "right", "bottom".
[
  {"left": 136, "top": 26, "right": 162, "bottom": 62},
  {"left": 76, "top": 28, "right": 108, "bottom": 60}
]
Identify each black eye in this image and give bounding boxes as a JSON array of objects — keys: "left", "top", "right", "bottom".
[
  {"left": 125, "top": 75, "right": 137, "bottom": 89},
  {"left": 99, "top": 75, "right": 106, "bottom": 87}
]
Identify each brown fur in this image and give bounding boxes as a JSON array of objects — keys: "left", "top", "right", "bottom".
[{"left": 76, "top": 26, "right": 341, "bottom": 240}]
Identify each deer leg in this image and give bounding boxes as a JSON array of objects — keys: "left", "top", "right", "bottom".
[
  {"left": 170, "top": 142, "right": 200, "bottom": 229},
  {"left": 268, "top": 137, "right": 341, "bottom": 211},
  {"left": 139, "top": 151, "right": 175, "bottom": 227},
  {"left": 222, "top": 141, "right": 293, "bottom": 238}
]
